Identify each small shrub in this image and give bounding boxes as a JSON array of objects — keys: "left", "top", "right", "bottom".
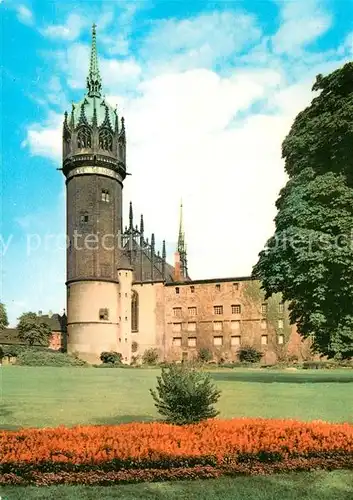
[
  {"left": 100, "top": 351, "right": 122, "bottom": 365},
  {"left": 150, "top": 363, "right": 221, "bottom": 425},
  {"left": 142, "top": 348, "right": 159, "bottom": 365},
  {"left": 238, "top": 346, "right": 263, "bottom": 363},
  {"left": 131, "top": 354, "right": 140, "bottom": 366},
  {"left": 198, "top": 347, "right": 212, "bottom": 363}
]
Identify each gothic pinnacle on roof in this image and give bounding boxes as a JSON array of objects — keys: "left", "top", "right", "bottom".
[
  {"left": 86, "top": 23, "right": 102, "bottom": 98},
  {"left": 178, "top": 200, "right": 185, "bottom": 254}
]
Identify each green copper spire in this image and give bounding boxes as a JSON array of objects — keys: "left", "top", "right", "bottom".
[{"left": 87, "top": 23, "right": 102, "bottom": 98}]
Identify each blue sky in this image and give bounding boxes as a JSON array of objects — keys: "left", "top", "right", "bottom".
[{"left": 1, "top": 0, "right": 352, "bottom": 325}]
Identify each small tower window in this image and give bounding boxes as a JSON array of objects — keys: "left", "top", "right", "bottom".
[
  {"left": 99, "top": 308, "right": 109, "bottom": 321},
  {"left": 99, "top": 129, "right": 113, "bottom": 151},
  {"left": 101, "top": 189, "right": 110, "bottom": 202},
  {"left": 80, "top": 213, "right": 89, "bottom": 223},
  {"left": 77, "top": 126, "right": 91, "bottom": 148}
]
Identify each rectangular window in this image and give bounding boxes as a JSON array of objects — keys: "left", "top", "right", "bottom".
[
  {"left": 190, "top": 285, "right": 195, "bottom": 293},
  {"left": 99, "top": 308, "right": 109, "bottom": 321},
  {"left": 261, "top": 319, "right": 267, "bottom": 330},
  {"left": 233, "top": 282, "right": 239, "bottom": 290},
  {"left": 214, "top": 305, "right": 223, "bottom": 315},
  {"left": 188, "top": 306, "right": 197, "bottom": 316},
  {"left": 231, "top": 320, "right": 240, "bottom": 330},
  {"left": 231, "top": 335, "right": 241, "bottom": 346},
  {"left": 101, "top": 189, "right": 110, "bottom": 202},
  {"left": 188, "top": 337, "right": 197, "bottom": 347},
  {"left": 215, "top": 284, "right": 221, "bottom": 291},
  {"left": 173, "top": 337, "right": 182, "bottom": 347},
  {"left": 173, "top": 307, "right": 182, "bottom": 317},
  {"left": 213, "top": 336, "right": 223, "bottom": 346},
  {"left": 175, "top": 287, "right": 180, "bottom": 294},
  {"left": 278, "top": 334, "right": 284, "bottom": 345},
  {"left": 261, "top": 303, "right": 268, "bottom": 315},
  {"left": 279, "top": 303, "right": 284, "bottom": 313},
  {"left": 80, "top": 214, "right": 89, "bottom": 223},
  {"left": 187, "top": 322, "right": 196, "bottom": 332},
  {"left": 278, "top": 319, "right": 284, "bottom": 329},
  {"left": 213, "top": 321, "right": 222, "bottom": 331},
  {"left": 261, "top": 334, "right": 268, "bottom": 345},
  {"left": 231, "top": 304, "right": 241, "bottom": 314},
  {"left": 172, "top": 323, "right": 181, "bottom": 332}
]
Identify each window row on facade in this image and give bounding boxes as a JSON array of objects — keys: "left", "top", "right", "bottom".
[
  {"left": 261, "top": 303, "right": 285, "bottom": 314},
  {"left": 172, "top": 334, "right": 285, "bottom": 348},
  {"left": 172, "top": 319, "right": 284, "bottom": 332},
  {"left": 173, "top": 304, "right": 242, "bottom": 317},
  {"left": 174, "top": 282, "right": 240, "bottom": 294},
  {"left": 173, "top": 303, "right": 285, "bottom": 317}
]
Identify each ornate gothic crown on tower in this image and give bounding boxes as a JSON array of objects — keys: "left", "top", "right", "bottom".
[{"left": 62, "top": 24, "right": 126, "bottom": 176}]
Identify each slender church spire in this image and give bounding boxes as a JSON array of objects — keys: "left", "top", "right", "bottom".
[
  {"left": 177, "top": 200, "right": 188, "bottom": 279},
  {"left": 177, "top": 200, "right": 185, "bottom": 255},
  {"left": 86, "top": 23, "right": 102, "bottom": 98}
]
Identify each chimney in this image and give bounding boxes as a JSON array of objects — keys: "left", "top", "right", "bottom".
[
  {"left": 48, "top": 310, "right": 53, "bottom": 318},
  {"left": 174, "top": 252, "right": 181, "bottom": 281},
  {"left": 38, "top": 310, "right": 43, "bottom": 316}
]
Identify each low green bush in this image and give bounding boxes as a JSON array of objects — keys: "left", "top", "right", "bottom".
[
  {"left": 100, "top": 351, "right": 122, "bottom": 365},
  {"left": 142, "top": 348, "right": 159, "bottom": 365},
  {"left": 197, "top": 347, "right": 212, "bottom": 363},
  {"left": 16, "top": 349, "right": 87, "bottom": 367},
  {"left": 238, "top": 346, "right": 263, "bottom": 363}
]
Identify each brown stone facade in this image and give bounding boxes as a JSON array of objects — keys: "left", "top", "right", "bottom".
[{"left": 126, "top": 276, "right": 313, "bottom": 365}]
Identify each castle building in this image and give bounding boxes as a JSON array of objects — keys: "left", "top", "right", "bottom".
[{"left": 62, "top": 25, "right": 309, "bottom": 365}]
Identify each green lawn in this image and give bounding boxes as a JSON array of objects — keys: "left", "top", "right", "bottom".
[
  {"left": 1, "top": 366, "right": 352, "bottom": 429},
  {"left": 1, "top": 471, "right": 353, "bottom": 499}
]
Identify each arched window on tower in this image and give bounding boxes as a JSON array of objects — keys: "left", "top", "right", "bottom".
[
  {"left": 131, "top": 290, "right": 139, "bottom": 332},
  {"left": 99, "top": 129, "right": 113, "bottom": 151},
  {"left": 77, "top": 127, "right": 92, "bottom": 148}
]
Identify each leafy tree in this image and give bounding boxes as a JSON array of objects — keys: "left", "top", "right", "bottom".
[
  {"left": 238, "top": 346, "right": 263, "bottom": 363},
  {"left": 253, "top": 62, "right": 353, "bottom": 359},
  {"left": 142, "top": 348, "right": 159, "bottom": 365},
  {"left": 17, "top": 312, "right": 52, "bottom": 347},
  {"left": 150, "top": 363, "right": 221, "bottom": 425},
  {"left": 0, "top": 303, "right": 9, "bottom": 331},
  {"left": 197, "top": 347, "right": 212, "bottom": 363},
  {"left": 100, "top": 351, "right": 122, "bottom": 364}
]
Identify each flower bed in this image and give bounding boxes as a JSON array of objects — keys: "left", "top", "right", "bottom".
[{"left": 1, "top": 419, "right": 352, "bottom": 485}]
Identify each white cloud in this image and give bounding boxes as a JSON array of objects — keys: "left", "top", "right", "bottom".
[
  {"left": 272, "top": 0, "right": 332, "bottom": 55},
  {"left": 26, "top": 112, "right": 62, "bottom": 162},
  {"left": 41, "top": 13, "right": 87, "bottom": 41},
  {"left": 142, "top": 11, "right": 262, "bottom": 72},
  {"left": 16, "top": 5, "right": 34, "bottom": 26}
]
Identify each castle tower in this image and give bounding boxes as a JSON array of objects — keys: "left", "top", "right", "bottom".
[{"left": 62, "top": 24, "right": 127, "bottom": 363}]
